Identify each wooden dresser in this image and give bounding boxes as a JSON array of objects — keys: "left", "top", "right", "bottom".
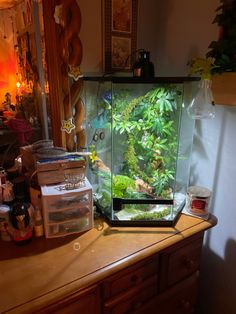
[{"left": 0, "top": 213, "right": 217, "bottom": 314}]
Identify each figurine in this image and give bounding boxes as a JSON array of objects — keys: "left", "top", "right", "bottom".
[
  {"left": 2, "top": 92, "right": 15, "bottom": 112},
  {"left": 9, "top": 202, "right": 34, "bottom": 245}
]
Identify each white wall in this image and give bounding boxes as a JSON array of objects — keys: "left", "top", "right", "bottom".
[
  {"left": 78, "top": 0, "right": 103, "bottom": 73},
  {"left": 154, "top": 0, "right": 219, "bottom": 76},
  {"left": 80, "top": 1, "right": 236, "bottom": 313},
  {"left": 196, "top": 106, "right": 236, "bottom": 314},
  {"left": 79, "top": 0, "right": 219, "bottom": 76}
]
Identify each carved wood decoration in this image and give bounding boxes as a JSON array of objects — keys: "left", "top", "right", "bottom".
[
  {"left": 56, "top": 0, "right": 85, "bottom": 151},
  {"left": 43, "top": 0, "right": 85, "bottom": 150},
  {"left": 42, "top": 0, "right": 63, "bottom": 146}
]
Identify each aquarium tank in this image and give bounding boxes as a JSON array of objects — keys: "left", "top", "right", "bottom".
[{"left": 83, "top": 76, "right": 197, "bottom": 226}]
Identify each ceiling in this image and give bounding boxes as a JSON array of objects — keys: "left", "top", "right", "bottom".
[{"left": 0, "top": 0, "right": 22, "bottom": 9}]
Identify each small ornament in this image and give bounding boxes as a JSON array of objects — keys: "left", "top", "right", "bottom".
[
  {"left": 61, "top": 117, "right": 76, "bottom": 134},
  {"left": 89, "top": 149, "right": 98, "bottom": 164},
  {"left": 68, "top": 65, "right": 83, "bottom": 81},
  {"left": 9, "top": 202, "right": 34, "bottom": 245}
]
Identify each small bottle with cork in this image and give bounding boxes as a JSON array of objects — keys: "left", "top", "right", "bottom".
[{"left": 34, "top": 206, "right": 44, "bottom": 237}]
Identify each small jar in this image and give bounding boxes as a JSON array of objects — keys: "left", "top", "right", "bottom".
[
  {"left": 2, "top": 181, "right": 15, "bottom": 206},
  {"left": 0, "top": 167, "right": 7, "bottom": 185},
  {"left": 187, "top": 186, "right": 211, "bottom": 217},
  {"left": 0, "top": 204, "right": 11, "bottom": 241}
]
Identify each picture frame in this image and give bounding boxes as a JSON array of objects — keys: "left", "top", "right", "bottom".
[{"left": 104, "top": 0, "right": 138, "bottom": 72}]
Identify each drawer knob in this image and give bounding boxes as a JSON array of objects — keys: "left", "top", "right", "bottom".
[
  {"left": 181, "top": 299, "right": 192, "bottom": 311},
  {"left": 184, "top": 258, "right": 194, "bottom": 270}
]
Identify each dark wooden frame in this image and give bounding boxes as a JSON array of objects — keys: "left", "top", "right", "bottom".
[
  {"left": 42, "top": 0, "right": 64, "bottom": 147},
  {"left": 104, "top": 0, "right": 138, "bottom": 73}
]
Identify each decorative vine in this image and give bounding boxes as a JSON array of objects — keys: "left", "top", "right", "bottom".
[{"left": 122, "top": 95, "right": 145, "bottom": 121}]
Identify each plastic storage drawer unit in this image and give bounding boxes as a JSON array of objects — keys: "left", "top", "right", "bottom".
[{"left": 41, "top": 178, "right": 93, "bottom": 238}]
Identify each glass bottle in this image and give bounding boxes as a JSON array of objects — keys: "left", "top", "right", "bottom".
[
  {"left": 187, "top": 79, "right": 215, "bottom": 119},
  {"left": 34, "top": 206, "right": 44, "bottom": 237}
]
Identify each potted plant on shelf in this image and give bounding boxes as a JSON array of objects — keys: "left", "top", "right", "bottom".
[
  {"left": 189, "top": 0, "right": 236, "bottom": 105},
  {"left": 207, "top": 0, "right": 236, "bottom": 105},
  {"left": 206, "top": 0, "right": 236, "bottom": 74}
]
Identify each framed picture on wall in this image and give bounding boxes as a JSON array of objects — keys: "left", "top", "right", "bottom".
[{"left": 104, "top": 0, "right": 138, "bottom": 73}]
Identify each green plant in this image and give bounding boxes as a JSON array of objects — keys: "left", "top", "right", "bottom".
[
  {"left": 112, "top": 175, "right": 136, "bottom": 198},
  {"left": 131, "top": 207, "right": 171, "bottom": 221},
  {"left": 94, "top": 171, "right": 142, "bottom": 209},
  {"left": 206, "top": 0, "right": 236, "bottom": 73},
  {"left": 112, "top": 85, "right": 180, "bottom": 198},
  {"left": 188, "top": 57, "right": 216, "bottom": 79}
]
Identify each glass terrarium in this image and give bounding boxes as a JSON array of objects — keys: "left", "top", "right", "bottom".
[{"left": 83, "top": 76, "right": 197, "bottom": 226}]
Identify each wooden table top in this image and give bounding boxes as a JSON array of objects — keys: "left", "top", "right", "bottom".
[{"left": 0, "top": 213, "right": 217, "bottom": 314}]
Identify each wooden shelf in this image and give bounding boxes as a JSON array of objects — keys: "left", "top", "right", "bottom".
[{"left": 212, "top": 72, "right": 236, "bottom": 106}]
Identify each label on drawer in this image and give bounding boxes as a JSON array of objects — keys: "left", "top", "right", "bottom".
[{"left": 41, "top": 177, "right": 92, "bottom": 196}]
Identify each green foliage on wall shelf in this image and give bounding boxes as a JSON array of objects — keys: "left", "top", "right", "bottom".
[{"left": 206, "top": 0, "right": 236, "bottom": 73}]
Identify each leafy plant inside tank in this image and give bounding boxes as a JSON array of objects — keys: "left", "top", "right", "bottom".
[
  {"left": 89, "top": 83, "right": 182, "bottom": 221},
  {"left": 112, "top": 85, "right": 180, "bottom": 198}
]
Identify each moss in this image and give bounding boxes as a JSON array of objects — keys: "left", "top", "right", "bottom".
[{"left": 131, "top": 207, "right": 171, "bottom": 221}]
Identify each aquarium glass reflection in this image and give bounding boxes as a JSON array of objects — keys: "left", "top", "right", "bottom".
[{"left": 84, "top": 77, "right": 196, "bottom": 226}]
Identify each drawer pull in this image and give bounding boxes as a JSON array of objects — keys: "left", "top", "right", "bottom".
[
  {"left": 184, "top": 258, "right": 194, "bottom": 270},
  {"left": 181, "top": 299, "right": 192, "bottom": 311}
]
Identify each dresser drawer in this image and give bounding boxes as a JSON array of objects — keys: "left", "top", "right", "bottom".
[
  {"left": 131, "top": 272, "right": 199, "bottom": 314},
  {"left": 47, "top": 206, "right": 91, "bottom": 223},
  {"left": 103, "top": 275, "right": 158, "bottom": 314},
  {"left": 46, "top": 215, "right": 92, "bottom": 238},
  {"left": 36, "top": 285, "right": 100, "bottom": 314},
  {"left": 103, "top": 255, "right": 159, "bottom": 300},
  {"left": 160, "top": 235, "right": 203, "bottom": 288},
  {"left": 42, "top": 190, "right": 91, "bottom": 211}
]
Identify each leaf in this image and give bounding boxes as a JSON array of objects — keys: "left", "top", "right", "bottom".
[{"left": 164, "top": 99, "right": 173, "bottom": 111}]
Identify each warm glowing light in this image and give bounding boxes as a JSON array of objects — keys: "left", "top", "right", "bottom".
[
  {"left": 45, "top": 81, "right": 49, "bottom": 93},
  {"left": 0, "top": 36, "right": 17, "bottom": 105},
  {"left": 16, "top": 81, "right": 21, "bottom": 89}
]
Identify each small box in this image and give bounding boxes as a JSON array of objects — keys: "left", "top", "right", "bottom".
[
  {"left": 36, "top": 156, "right": 86, "bottom": 185},
  {"left": 41, "top": 178, "right": 93, "bottom": 238},
  {"left": 20, "top": 145, "right": 35, "bottom": 172}
]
